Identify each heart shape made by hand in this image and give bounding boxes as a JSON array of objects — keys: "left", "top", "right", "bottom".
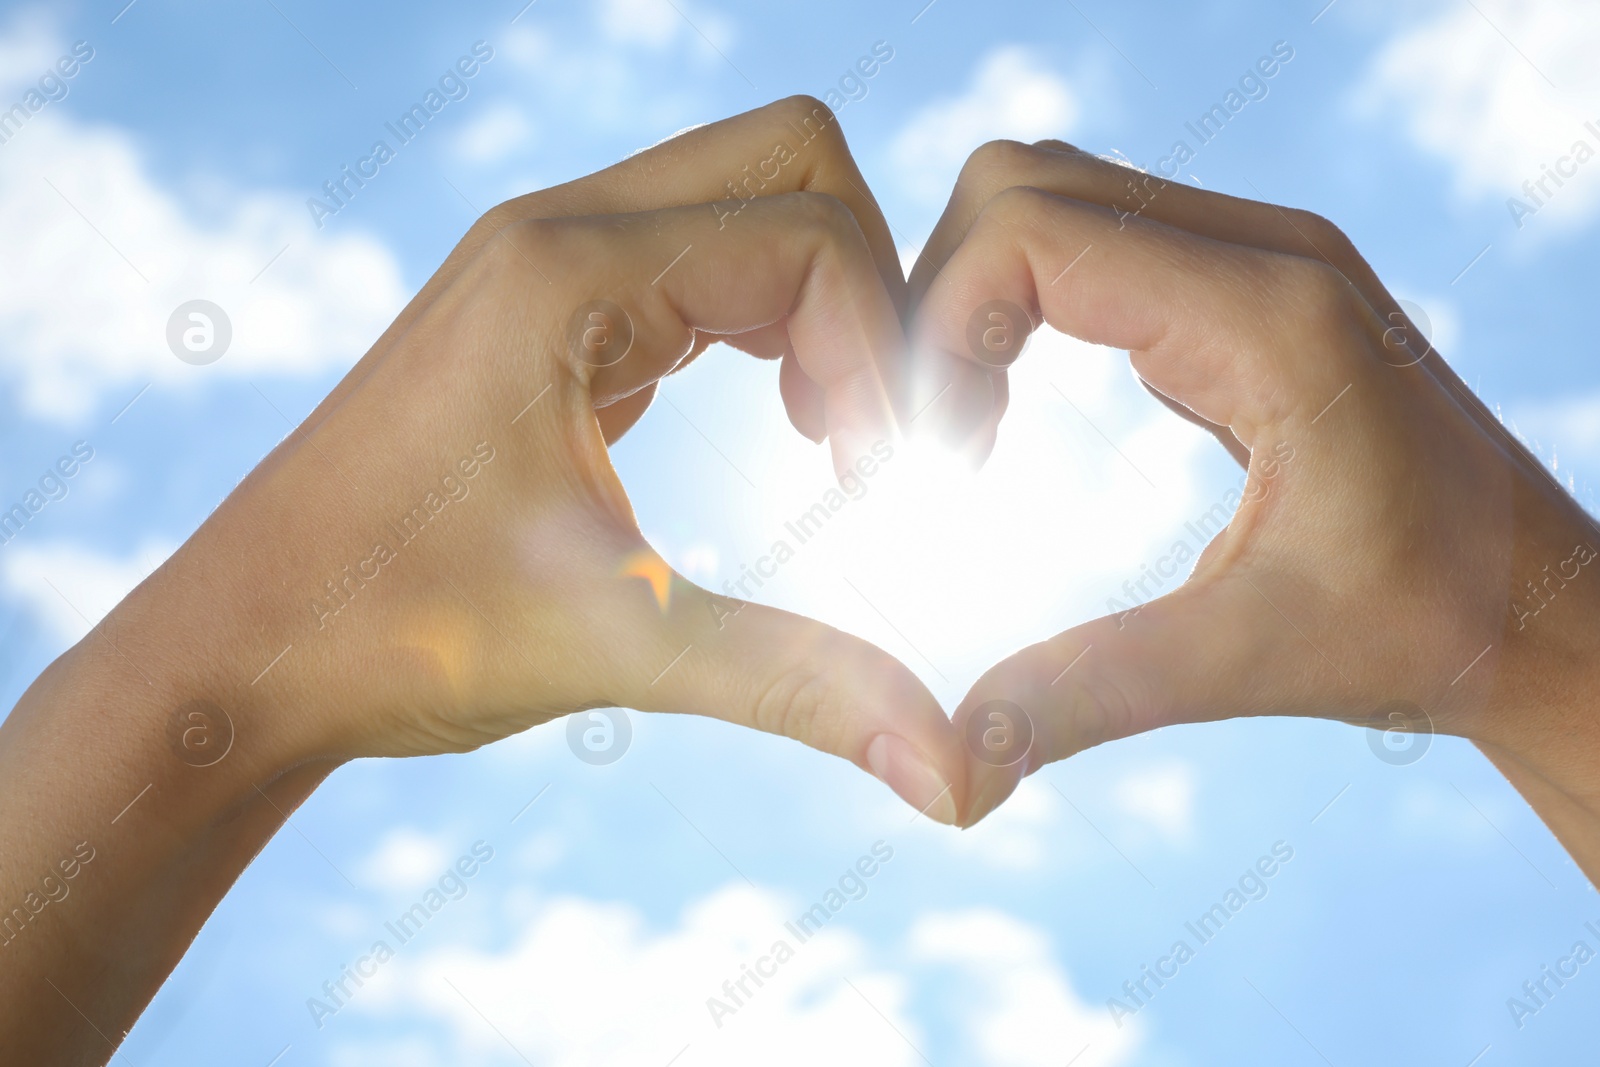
[{"left": 164, "top": 96, "right": 1596, "bottom": 844}]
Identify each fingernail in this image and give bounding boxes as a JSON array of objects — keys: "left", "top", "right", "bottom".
[
  {"left": 961, "top": 773, "right": 1021, "bottom": 829},
  {"left": 866, "top": 734, "right": 957, "bottom": 826}
]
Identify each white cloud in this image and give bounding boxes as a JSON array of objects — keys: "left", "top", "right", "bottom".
[
  {"left": 650, "top": 535, "right": 720, "bottom": 585},
  {"left": 0, "top": 15, "right": 408, "bottom": 421},
  {"left": 1391, "top": 293, "right": 1459, "bottom": 363},
  {"left": 1391, "top": 779, "right": 1502, "bottom": 847},
  {"left": 1112, "top": 760, "right": 1196, "bottom": 842},
  {"left": 1511, "top": 390, "right": 1600, "bottom": 484},
  {"left": 1359, "top": 0, "right": 1600, "bottom": 233},
  {"left": 910, "top": 910, "right": 1137, "bottom": 1066},
  {"left": 349, "top": 883, "right": 1136, "bottom": 1067},
  {"left": 454, "top": 101, "right": 536, "bottom": 164},
  {"left": 597, "top": 0, "right": 736, "bottom": 56},
  {"left": 599, "top": 0, "right": 683, "bottom": 49},
  {"left": 889, "top": 46, "right": 1078, "bottom": 204},
  {"left": 358, "top": 828, "right": 457, "bottom": 893},
  {"left": 1, "top": 538, "right": 177, "bottom": 642},
  {"left": 488, "top": 19, "right": 713, "bottom": 171},
  {"left": 498, "top": 23, "right": 556, "bottom": 69},
  {"left": 942, "top": 779, "right": 1061, "bottom": 871},
  {"left": 354, "top": 884, "right": 925, "bottom": 1066},
  {"left": 0, "top": 6, "right": 60, "bottom": 96}
]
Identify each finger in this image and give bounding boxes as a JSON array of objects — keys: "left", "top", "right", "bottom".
[
  {"left": 909, "top": 139, "right": 1053, "bottom": 309},
  {"left": 681, "top": 324, "right": 833, "bottom": 445},
  {"left": 906, "top": 350, "right": 995, "bottom": 450},
  {"left": 719, "top": 323, "right": 789, "bottom": 362},
  {"left": 518, "top": 95, "right": 906, "bottom": 311},
  {"left": 518, "top": 191, "right": 906, "bottom": 476},
  {"left": 911, "top": 140, "right": 1352, "bottom": 314},
  {"left": 909, "top": 186, "right": 1375, "bottom": 446},
  {"left": 780, "top": 348, "right": 828, "bottom": 443},
  {"left": 316, "top": 97, "right": 906, "bottom": 431},
  {"left": 906, "top": 143, "right": 1551, "bottom": 491},
  {"left": 596, "top": 382, "right": 656, "bottom": 444},
  {"left": 955, "top": 577, "right": 1318, "bottom": 826},
  {"left": 608, "top": 573, "right": 965, "bottom": 825},
  {"left": 920, "top": 365, "right": 1006, "bottom": 464}
]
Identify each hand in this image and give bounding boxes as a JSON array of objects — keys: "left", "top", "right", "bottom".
[
  {"left": 166, "top": 95, "right": 967, "bottom": 815},
  {"left": 906, "top": 140, "right": 1600, "bottom": 878},
  {"left": 0, "top": 96, "right": 969, "bottom": 1064}
]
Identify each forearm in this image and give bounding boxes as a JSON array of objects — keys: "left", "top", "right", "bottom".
[
  {"left": 0, "top": 573, "right": 327, "bottom": 1064},
  {"left": 1477, "top": 739, "right": 1600, "bottom": 885},
  {"left": 1473, "top": 500, "right": 1600, "bottom": 887}
]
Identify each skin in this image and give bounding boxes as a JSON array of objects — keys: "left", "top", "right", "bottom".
[
  {"left": 3, "top": 104, "right": 1598, "bottom": 1063},
  {"left": 0, "top": 97, "right": 968, "bottom": 1064},
  {"left": 905, "top": 139, "right": 1600, "bottom": 885}
]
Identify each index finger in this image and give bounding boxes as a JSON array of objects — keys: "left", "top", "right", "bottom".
[
  {"left": 910, "top": 185, "right": 1378, "bottom": 440},
  {"left": 332, "top": 96, "right": 905, "bottom": 440},
  {"left": 453, "top": 96, "right": 905, "bottom": 322}
]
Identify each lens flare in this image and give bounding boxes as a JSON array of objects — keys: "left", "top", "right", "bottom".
[{"left": 619, "top": 548, "right": 674, "bottom": 611}]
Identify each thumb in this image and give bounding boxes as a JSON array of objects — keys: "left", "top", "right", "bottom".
[
  {"left": 955, "top": 575, "right": 1328, "bottom": 827},
  {"left": 609, "top": 561, "right": 967, "bottom": 826}
]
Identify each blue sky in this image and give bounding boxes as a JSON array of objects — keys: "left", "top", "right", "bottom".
[{"left": 4, "top": 0, "right": 1600, "bottom": 1063}]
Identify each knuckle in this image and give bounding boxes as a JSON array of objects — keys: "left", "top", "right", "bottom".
[
  {"left": 1021, "top": 636, "right": 1135, "bottom": 753},
  {"left": 766, "top": 94, "right": 841, "bottom": 145},
  {"left": 1069, "top": 670, "right": 1137, "bottom": 750},
  {"left": 1272, "top": 254, "right": 1359, "bottom": 327},
  {"left": 960, "top": 138, "right": 1041, "bottom": 187},
  {"left": 752, "top": 658, "right": 842, "bottom": 752},
  {"left": 477, "top": 215, "right": 564, "bottom": 276},
  {"left": 1285, "top": 208, "right": 1352, "bottom": 258},
  {"left": 954, "top": 140, "right": 1051, "bottom": 210},
  {"left": 472, "top": 197, "right": 529, "bottom": 241}
]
